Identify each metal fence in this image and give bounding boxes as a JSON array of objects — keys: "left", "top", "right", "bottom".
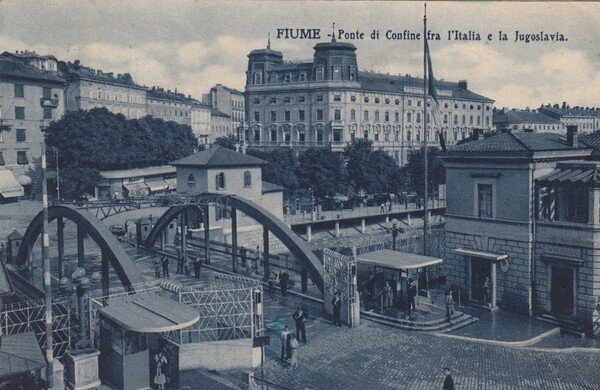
[{"left": 0, "top": 295, "right": 74, "bottom": 359}]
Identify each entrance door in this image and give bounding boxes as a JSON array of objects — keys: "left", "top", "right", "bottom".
[
  {"left": 471, "top": 257, "right": 491, "bottom": 304},
  {"left": 551, "top": 267, "right": 574, "bottom": 316}
]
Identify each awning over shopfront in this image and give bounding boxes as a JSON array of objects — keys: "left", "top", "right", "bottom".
[
  {"left": 453, "top": 248, "right": 508, "bottom": 261},
  {"left": 164, "top": 177, "right": 177, "bottom": 191},
  {"left": 145, "top": 179, "right": 168, "bottom": 192},
  {"left": 0, "top": 331, "right": 46, "bottom": 380},
  {"left": 357, "top": 249, "right": 443, "bottom": 270},
  {"left": 98, "top": 294, "right": 199, "bottom": 333},
  {"left": 17, "top": 174, "right": 32, "bottom": 186},
  {"left": 123, "top": 182, "right": 149, "bottom": 197},
  {"left": 0, "top": 170, "right": 24, "bottom": 199}
]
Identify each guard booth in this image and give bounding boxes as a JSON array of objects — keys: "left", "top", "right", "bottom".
[
  {"left": 357, "top": 250, "right": 443, "bottom": 313},
  {"left": 135, "top": 218, "right": 153, "bottom": 247},
  {"left": 5, "top": 229, "right": 23, "bottom": 264},
  {"left": 98, "top": 294, "right": 199, "bottom": 390}
]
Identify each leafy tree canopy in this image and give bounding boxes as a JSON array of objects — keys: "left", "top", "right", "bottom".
[
  {"left": 400, "top": 147, "right": 446, "bottom": 197},
  {"left": 44, "top": 108, "right": 197, "bottom": 197},
  {"left": 343, "top": 139, "right": 403, "bottom": 194},
  {"left": 247, "top": 148, "right": 299, "bottom": 191},
  {"left": 213, "top": 134, "right": 238, "bottom": 150},
  {"left": 295, "top": 148, "right": 349, "bottom": 200}
]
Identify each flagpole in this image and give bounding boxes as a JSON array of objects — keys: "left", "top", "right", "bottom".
[{"left": 422, "top": 3, "right": 429, "bottom": 256}]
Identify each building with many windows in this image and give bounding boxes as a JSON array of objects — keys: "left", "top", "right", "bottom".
[
  {"left": 0, "top": 54, "right": 65, "bottom": 198},
  {"left": 59, "top": 61, "right": 147, "bottom": 119},
  {"left": 244, "top": 40, "right": 494, "bottom": 164},
  {"left": 493, "top": 108, "right": 565, "bottom": 133},
  {"left": 442, "top": 127, "right": 600, "bottom": 333},
  {"left": 539, "top": 103, "right": 600, "bottom": 133},
  {"left": 210, "top": 109, "right": 232, "bottom": 141},
  {"left": 204, "top": 84, "right": 245, "bottom": 137},
  {"left": 191, "top": 103, "right": 212, "bottom": 146}
]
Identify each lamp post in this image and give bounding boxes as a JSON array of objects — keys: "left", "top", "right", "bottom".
[
  {"left": 60, "top": 267, "right": 92, "bottom": 350},
  {"left": 391, "top": 219, "right": 400, "bottom": 251}
]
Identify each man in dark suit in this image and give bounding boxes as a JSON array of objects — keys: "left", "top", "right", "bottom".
[
  {"left": 443, "top": 367, "right": 455, "bottom": 390},
  {"left": 407, "top": 279, "right": 417, "bottom": 315},
  {"left": 331, "top": 292, "right": 342, "bottom": 327},
  {"left": 292, "top": 306, "right": 308, "bottom": 343}
]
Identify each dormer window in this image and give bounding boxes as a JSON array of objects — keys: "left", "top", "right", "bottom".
[
  {"left": 349, "top": 66, "right": 356, "bottom": 80},
  {"left": 333, "top": 66, "right": 341, "bottom": 80},
  {"left": 284, "top": 73, "right": 291, "bottom": 83},
  {"left": 334, "top": 95, "right": 341, "bottom": 102},
  {"left": 299, "top": 72, "right": 307, "bottom": 82},
  {"left": 253, "top": 72, "right": 263, "bottom": 85},
  {"left": 315, "top": 67, "right": 324, "bottom": 81}
]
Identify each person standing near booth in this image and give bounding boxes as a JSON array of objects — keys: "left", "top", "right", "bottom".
[
  {"left": 292, "top": 306, "right": 308, "bottom": 343},
  {"left": 153, "top": 350, "right": 168, "bottom": 390},
  {"left": 280, "top": 325, "right": 289, "bottom": 364},
  {"left": 161, "top": 256, "right": 170, "bottom": 277},
  {"left": 154, "top": 257, "right": 161, "bottom": 279},
  {"left": 193, "top": 255, "right": 202, "bottom": 279},
  {"left": 407, "top": 279, "right": 417, "bottom": 315},
  {"left": 332, "top": 292, "right": 342, "bottom": 327}
]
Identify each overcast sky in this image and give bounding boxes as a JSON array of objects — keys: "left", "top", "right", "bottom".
[{"left": 1, "top": 1, "right": 598, "bottom": 108}]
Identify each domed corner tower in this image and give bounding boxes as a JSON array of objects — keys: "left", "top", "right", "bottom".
[
  {"left": 246, "top": 41, "right": 284, "bottom": 87},
  {"left": 312, "top": 40, "right": 358, "bottom": 82}
]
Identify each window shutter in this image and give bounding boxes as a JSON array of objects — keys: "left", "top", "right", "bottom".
[{"left": 215, "top": 174, "right": 220, "bottom": 189}]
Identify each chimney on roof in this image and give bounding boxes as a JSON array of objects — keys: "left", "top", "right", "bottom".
[
  {"left": 567, "top": 125, "right": 578, "bottom": 147},
  {"left": 562, "top": 102, "right": 567, "bottom": 109},
  {"left": 554, "top": 104, "right": 559, "bottom": 109},
  {"left": 458, "top": 80, "right": 468, "bottom": 90}
]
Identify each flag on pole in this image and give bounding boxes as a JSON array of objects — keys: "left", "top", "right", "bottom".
[{"left": 425, "top": 40, "right": 446, "bottom": 151}]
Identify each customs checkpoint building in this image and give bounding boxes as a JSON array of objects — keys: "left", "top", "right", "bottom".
[{"left": 244, "top": 39, "right": 494, "bottom": 164}]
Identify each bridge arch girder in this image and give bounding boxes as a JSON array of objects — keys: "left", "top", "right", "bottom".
[
  {"left": 144, "top": 204, "right": 204, "bottom": 249},
  {"left": 15, "top": 205, "right": 144, "bottom": 291}
]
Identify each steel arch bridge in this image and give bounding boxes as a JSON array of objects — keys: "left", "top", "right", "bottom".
[
  {"left": 140, "top": 193, "right": 325, "bottom": 293},
  {"left": 14, "top": 204, "right": 144, "bottom": 293}
]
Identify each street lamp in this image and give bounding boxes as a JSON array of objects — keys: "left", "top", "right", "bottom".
[
  {"left": 60, "top": 267, "right": 92, "bottom": 351},
  {"left": 391, "top": 219, "right": 400, "bottom": 251}
]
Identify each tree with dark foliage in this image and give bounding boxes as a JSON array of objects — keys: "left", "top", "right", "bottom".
[
  {"left": 400, "top": 147, "right": 446, "bottom": 197},
  {"left": 343, "top": 139, "right": 403, "bottom": 194},
  {"left": 295, "top": 148, "right": 349, "bottom": 200},
  {"left": 213, "top": 134, "right": 238, "bottom": 150},
  {"left": 44, "top": 108, "right": 197, "bottom": 198}
]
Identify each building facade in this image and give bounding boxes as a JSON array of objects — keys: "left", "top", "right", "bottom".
[
  {"left": 0, "top": 54, "right": 65, "bottom": 197},
  {"left": 59, "top": 61, "right": 147, "bottom": 119},
  {"left": 210, "top": 109, "right": 232, "bottom": 141},
  {"left": 539, "top": 103, "right": 600, "bottom": 133},
  {"left": 191, "top": 103, "right": 212, "bottom": 146},
  {"left": 244, "top": 40, "right": 494, "bottom": 164},
  {"left": 493, "top": 108, "right": 565, "bottom": 133},
  {"left": 94, "top": 165, "right": 177, "bottom": 200},
  {"left": 204, "top": 84, "right": 245, "bottom": 136},
  {"left": 442, "top": 127, "right": 600, "bottom": 332}
]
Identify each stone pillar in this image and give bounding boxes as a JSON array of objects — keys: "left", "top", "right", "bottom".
[
  {"left": 57, "top": 217, "right": 64, "bottom": 280},
  {"left": 306, "top": 224, "right": 312, "bottom": 242},
  {"left": 231, "top": 208, "right": 238, "bottom": 273},
  {"left": 203, "top": 206, "right": 210, "bottom": 264},
  {"left": 360, "top": 218, "right": 366, "bottom": 234},
  {"left": 588, "top": 187, "right": 600, "bottom": 225},
  {"left": 77, "top": 225, "right": 85, "bottom": 268},
  {"left": 64, "top": 350, "right": 101, "bottom": 390},
  {"left": 263, "top": 227, "right": 270, "bottom": 279},
  {"left": 334, "top": 220, "right": 340, "bottom": 238}
]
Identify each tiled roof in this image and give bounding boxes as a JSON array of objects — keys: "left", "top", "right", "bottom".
[
  {"left": 493, "top": 110, "right": 561, "bottom": 125},
  {"left": 60, "top": 66, "right": 144, "bottom": 89},
  {"left": 448, "top": 132, "right": 590, "bottom": 153},
  {"left": 262, "top": 181, "right": 286, "bottom": 193},
  {"left": 212, "top": 84, "right": 244, "bottom": 95},
  {"left": 211, "top": 109, "right": 230, "bottom": 118},
  {"left": 171, "top": 146, "right": 267, "bottom": 168},
  {"left": 147, "top": 88, "right": 200, "bottom": 105},
  {"left": 579, "top": 133, "right": 600, "bottom": 150},
  {"left": 0, "top": 58, "right": 64, "bottom": 83},
  {"left": 358, "top": 72, "right": 493, "bottom": 102},
  {"left": 541, "top": 106, "right": 600, "bottom": 118}
]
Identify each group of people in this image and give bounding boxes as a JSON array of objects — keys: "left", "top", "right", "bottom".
[
  {"left": 267, "top": 269, "right": 290, "bottom": 297},
  {"left": 153, "top": 254, "right": 203, "bottom": 279},
  {"left": 279, "top": 305, "right": 309, "bottom": 368}
]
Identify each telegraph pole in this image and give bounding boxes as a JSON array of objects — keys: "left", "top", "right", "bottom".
[{"left": 41, "top": 141, "right": 54, "bottom": 388}]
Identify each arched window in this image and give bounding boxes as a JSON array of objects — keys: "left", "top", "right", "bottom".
[
  {"left": 462, "top": 115, "right": 466, "bottom": 125},
  {"left": 407, "top": 112, "right": 412, "bottom": 122},
  {"left": 244, "top": 170, "right": 252, "bottom": 187},
  {"left": 187, "top": 174, "right": 196, "bottom": 185},
  {"left": 416, "top": 131, "right": 421, "bottom": 141},
  {"left": 416, "top": 113, "right": 421, "bottom": 123},
  {"left": 407, "top": 131, "right": 412, "bottom": 141},
  {"left": 215, "top": 172, "right": 226, "bottom": 190}
]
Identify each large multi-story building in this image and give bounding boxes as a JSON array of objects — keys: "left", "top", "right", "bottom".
[
  {"left": 210, "top": 109, "right": 232, "bottom": 141},
  {"left": 59, "top": 61, "right": 147, "bottom": 119},
  {"left": 0, "top": 53, "right": 65, "bottom": 198},
  {"left": 191, "top": 103, "right": 212, "bottom": 146},
  {"left": 244, "top": 40, "right": 494, "bottom": 164},
  {"left": 442, "top": 127, "right": 600, "bottom": 333},
  {"left": 204, "top": 84, "right": 245, "bottom": 136},
  {"left": 539, "top": 103, "right": 600, "bottom": 133},
  {"left": 493, "top": 108, "right": 565, "bottom": 133}
]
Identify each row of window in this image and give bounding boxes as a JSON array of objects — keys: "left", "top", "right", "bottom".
[
  {"left": 11, "top": 84, "right": 54, "bottom": 100},
  {"left": 187, "top": 171, "right": 253, "bottom": 189},
  {"left": 0, "top": 106, "right": 53, "bottom": 121},
  {"left": 148, "top": 107, "right": 190, "bottom": 118},
  {"left": 88, "top": 89, "right": 144, "bottom": 104},
  {"left": 0, "top": 151, "right": 29, "bottom": 165},
  {"left": 252, "top": 66, "right": 357, "bottom": 85}
]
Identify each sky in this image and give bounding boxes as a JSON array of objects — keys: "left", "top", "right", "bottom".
[{"left": 0, "top": 1, "right": 598, "bottom": 109}]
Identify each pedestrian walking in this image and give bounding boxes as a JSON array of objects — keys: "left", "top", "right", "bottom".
[
  {"left": 445, "top": 289, "right": 454, "bottom": 322},
  {"left": 193, "top": 255, "right": 202, "bottom": 279},
  {"left": 279, "top": 270, "right": 289, "bottom": 297},
  {"left": 289, "top": 334, "right": 299, "bottom": 368},
  {"left": 443, "top": 367, "right": 455, "bottom": 390},
  {"left": 153, "top": 350, "right": 168, "bottom": 390},
  {"left": 176, "top": 255, "right": 184, "bottom": 274},
  {"left": 332, "top": 291, "right": 342, "bottom": 327},
  {"left": 183, "top": 256, "right": 190, "bottom": 276},
  {"left": 124, "top": 221, "right": 129, "bottom": 233},
  {"left": 292, "top": 306, "right": 308, "bottom": 343},
  {"left": 380, "top": 203, "right": 385, "bottom": 213},
  {"left": 382, "top": 281, "right": 393, "bottom": 312},
  {"left": 161, "top": 256, "right": 170, "bottom": 277},
  {"left": 154, "top": 257, "right": 161, "bottom": 279},
  {"left": 407, "top": 279, "right": 417, "bottom": 315},
  {"left": 280, "top": 325, "right": 290, "bottom": 364}
]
